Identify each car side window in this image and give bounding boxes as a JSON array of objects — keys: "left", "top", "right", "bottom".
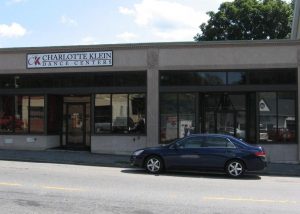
[
  {"left": 203, "top": 137, "right": 233, "bottom": 148},
  {"left": 177, "top": 137, "right": 204, "bottom": 149},
  {"left": 226, "top": 140, "right": 236, "bottom": 148}
]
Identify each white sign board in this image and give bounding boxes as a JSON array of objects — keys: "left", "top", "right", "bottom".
[
  {"left": 259, "top": 99, "right": 270, "bottom": 112},
  {"left": 27, "top": 51, "right": 113, "bottom": 68}
]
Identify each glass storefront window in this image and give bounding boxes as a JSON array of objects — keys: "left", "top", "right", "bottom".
[
  {"left": 160, "top": 93, "right": 178, "bottom": 143},
  {"left": 228, "top": 72, "right": 246, "bottom": 85},
  {"left": 0, "top": 96, "right": 14, "bottom": 132},
  {"left": 229, "top": 95, "right": 246, "bottom": 111},
  {"left": 29, "top": 96, "right": 45, "bottom": 133},
  {"left": 94, "top": 93, "right": 146, "bottom": 135},
  {"left": 160, "top": 69, "right": 296, "bottom": 86},
  {"left": 259, "top": 92, "right": 277, "bottom": 142},
  {"left": 278, "top": 92, "right": 296, "bottom": 142},
  {"left": 129, "top": 94, "right": 146, "bottom": 134},
  {"left": 236, "top": 111, "right": 246, "bottom": 139},
  {"left": 249, "top": 70, "right": 296, "bottom": 85},
  {"left": 8, "top": 72, "right": 147, "bottom": 89},
  {"left": 112, "top": 94, "right": 128, "bottom": 134},
  {"left": 179, "top": 93, "right": 196, "bottom": 137},
  {"left": 95, "top": 94, "right": 112, "bottom": 134},
  {"left": 47, "top": 95, "right": 63, "bottom": 134},
  {"left": 0, "top": 95, "right": 45, "bottom": 134},
  {"left": 15, "top": 96, "right": 29, "bottom": 133},
  {"left": 160, "top": 93, "right": 197, "bottom": 143},
  {"left": 202, "top": 72, "right": 226, "bottom": 85}
]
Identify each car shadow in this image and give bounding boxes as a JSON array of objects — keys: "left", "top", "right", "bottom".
[{"left": 121, "top": 168, "right": 261, "bottom": 180}]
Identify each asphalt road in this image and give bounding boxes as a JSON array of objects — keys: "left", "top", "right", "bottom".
[{"left": 0, "top": 160, "right": 299, "bottom": 214}]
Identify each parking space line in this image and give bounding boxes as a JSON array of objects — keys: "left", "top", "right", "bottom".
[
  {"left": 0, "top": 182, "right": 22, "bottom": 186},
  {"left": 42, "top": 186, "right": 83, "bottom": 191},
  {"left": 203, "top": 196, "right": 298, "bottom": 204}
]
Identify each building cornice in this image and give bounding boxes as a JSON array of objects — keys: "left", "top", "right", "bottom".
[{"left": 1, "top": 39, "right": 300, "bottom": 54}]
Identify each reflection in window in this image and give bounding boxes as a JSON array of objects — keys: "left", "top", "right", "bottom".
[
  {"left": 160, "top": 69, "right": 296, "bottom": 86},
  {"left": 259, "top": 92, "right": 296, "bottom": 142},
  {"left": 29, "top": 96, "right": 45, "bottom": 133},
  {"left": 228, "top": 72, "right": 246, "bottom": 85},
  {"left": 160, "top": 93, "right": 178, "bottom": 143},
  {"left": 249, "top": 70, "right": 296, "bottom": 84},
  {"left": 112, "top": 94, "right": 128, "bottom": 134},
  {"left": 160, "top": 93, "right": 197, "bottom": 143},
  {"left": 236, "top": 112, "right": 246, "bottom": 139},
  {"left": 201, "top": 72, "right": 226, "bottom": 85},
  {"left": 0, "top": 72, "right": 147, "bottom": 89},
  {"left": 259, "top": 92, "right": 277, "bottom": 142},
  {"left": 47, "top": 95, "right": 62, "bottom": 134},
  {"left": 204, "top": 137, "right": 229, "bottom": 148},
  {"left": 95, "top": 94, "right": 112, "bottom": 134},
  {"left": 15, "top": 96, "right": 29, "bottom": 133},
  {"left": 94, "top": 93, "right": 146, "bottom": 135},
  {"left": 204, "top": 94, "right": 246, "bottom": 140},
  {"left": 0, "top": 95, "right": 45, "bottom": 134},
  {"left": 179, "top": 93, "right": 196, "bottom": 138},
  {"left": 129, "top": 94, "right": 146, "bottom": 134},
  {"left": 0, "top": 96, "right": 14, "bottom": 132},
  {"left": 278, "top": 92, "right": 296, "bottom": 142}
]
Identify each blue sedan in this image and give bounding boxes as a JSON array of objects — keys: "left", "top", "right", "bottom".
[{"left": 130, "top": 134, "right": 267, "bottom": 177}]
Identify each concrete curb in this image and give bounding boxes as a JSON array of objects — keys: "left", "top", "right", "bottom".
[{"left": 0, "top": 149, "right": 299, "bottom": 177}]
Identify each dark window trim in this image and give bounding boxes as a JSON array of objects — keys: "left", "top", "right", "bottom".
[
  {"left": 160, "top": 85, "right": 297, "bottom": 93},
  {"left": 0, "top": 87, "right": 146, "bottom": 95},
  {"left": 160, "top": 68, "right": 297, "bottom": 86}
]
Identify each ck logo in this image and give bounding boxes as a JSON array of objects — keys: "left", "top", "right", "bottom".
[
  {"left": 34, "top": 56, "right": 41, "bottom": 65},
  {"left": 27, "top": 55, "right": 41, "bottom": 67}
]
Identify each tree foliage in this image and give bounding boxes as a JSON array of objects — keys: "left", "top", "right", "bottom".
[{"left": 194, "top": 0, "right": 294, "bottom": 41}]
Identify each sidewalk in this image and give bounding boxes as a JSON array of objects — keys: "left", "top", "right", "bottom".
[
  {"left": 0, "top": 149, "right": 299, "bottom": 177},
  {"left": 0, "top": 149, "right": 130, "bottom": 168}
]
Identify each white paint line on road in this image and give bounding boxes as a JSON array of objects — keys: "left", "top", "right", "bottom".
[
  {"left": 0, "top": 182, "right": 22, "bottom": 187},
  {"left": 203, "top": 196, "right": 298, "bottom": 204},
  {"left": 42, "top": 186, "right": 84, "bottom": 192}
]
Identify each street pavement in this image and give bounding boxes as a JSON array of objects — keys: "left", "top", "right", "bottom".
[
  {"left": 0, "top": 149, "right": 299, "bottom": 176},
  {"left": 0, "top": 160, "right": 299, "bottom": 214}
]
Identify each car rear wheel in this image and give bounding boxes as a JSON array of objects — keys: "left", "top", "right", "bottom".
[
  {"left": 226, "top": 160, "right": 245, "bottom": 178},
  {"left": 145, "top": 156, "right": 164, "bottom": 174}
]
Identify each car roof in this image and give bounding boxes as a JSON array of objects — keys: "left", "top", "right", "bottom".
[{"left": 187, "top": 133, "right": 235, "bottom": 138}]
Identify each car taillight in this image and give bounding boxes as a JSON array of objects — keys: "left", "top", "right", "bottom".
[{"left": 255, "top": 151, "right": 266, "bottom": 157}]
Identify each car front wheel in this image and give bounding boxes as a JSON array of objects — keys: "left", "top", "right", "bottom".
[
  {"left": 145, "top": 156, "right": 164, "bottom": 174},
  {"left": 226, "top": 160, "right": 245, "bottom": 178}
]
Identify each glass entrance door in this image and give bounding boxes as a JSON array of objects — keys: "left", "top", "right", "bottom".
[
  {"left": 204, "top": 93, "right": 246, "bottom": 139},
  {"left": 217, "top": 112, "right": 235, "bottom": 136},
  {"left": 66, "top": 104, "right": 85, "bottom": 146}
]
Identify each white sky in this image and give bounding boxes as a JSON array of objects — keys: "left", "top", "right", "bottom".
[{"left": 0, "top": 0, "right": 292, "bottom": 48}]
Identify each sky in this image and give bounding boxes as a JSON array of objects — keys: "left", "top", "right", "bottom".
[{"left": 0, "top": 0, "right": 292, "bottom": 48}]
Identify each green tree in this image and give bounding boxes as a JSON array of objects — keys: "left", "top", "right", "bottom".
[{"left": 194, "top": 0, "right": 294, "bottom": 41}]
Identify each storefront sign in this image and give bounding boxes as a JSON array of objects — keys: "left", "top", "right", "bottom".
[{"left": 27, "top": 51, "right": 113, "bottom": 68}]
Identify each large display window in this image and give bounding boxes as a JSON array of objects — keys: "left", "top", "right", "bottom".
[
  {"left": 0, "top": 95, "right": 45, "bottom": 134},
  {"left": 258, "top": 92, "right": 296, "bottom": 142},
  {"left": 94, "top": 93, "right": 146, "bottom": 135},
  {"left": 160, "top": 92, "right": 297, "bottom": 144}
]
